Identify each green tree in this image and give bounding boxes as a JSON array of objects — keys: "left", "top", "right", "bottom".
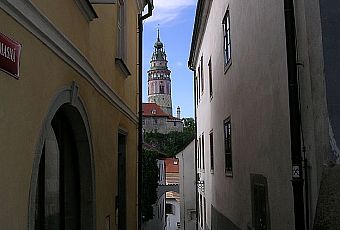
[
  {"left": 142, "top": 149, "right": 159, "bottom": 221},
  {"left": 144, "top": 117, "right": 196, "bottom": 157}
]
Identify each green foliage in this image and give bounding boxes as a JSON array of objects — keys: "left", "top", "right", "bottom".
[
  {"left": 142, "top": 149, "right": 159, "bottom": 222},
  {"left": 144, "top": 117, "right": 196, "bottom": 157},
  {"left": 141, "top": 118, "right": 196, "bottom": 221}
]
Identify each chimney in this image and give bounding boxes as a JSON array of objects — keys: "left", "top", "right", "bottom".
[{"left": 177, "top": 106, "right": 181, "bottom": 119}]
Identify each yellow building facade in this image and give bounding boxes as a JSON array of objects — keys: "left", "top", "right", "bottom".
[{"left": 0, "top": 0, "right": 149, "bottom": 229}]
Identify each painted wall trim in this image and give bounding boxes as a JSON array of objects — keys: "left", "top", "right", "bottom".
[{"left": 0, "top": 0, "right": 138, "bottom": 124}]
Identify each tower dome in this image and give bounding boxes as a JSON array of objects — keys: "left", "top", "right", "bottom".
[
  {"left": 147, "top": 29, "right": 173, "bottom": 115},
  {"left": 154, "top": 29, "right": 163, "bottom": 49}
]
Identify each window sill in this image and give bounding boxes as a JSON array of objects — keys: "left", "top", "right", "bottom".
[
  {"left": 225, "top": 171, "right": 233, "bottom": 177},
  {"left": 224, "top": 60, "right": 232, "bottom": 74},
  {"left": 115, "top": 58, "right": 131, "bottom": 77}
]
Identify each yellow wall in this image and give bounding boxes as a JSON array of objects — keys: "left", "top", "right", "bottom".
[{"left": 0, "top": 0, "right": 140, "bottom": 228}]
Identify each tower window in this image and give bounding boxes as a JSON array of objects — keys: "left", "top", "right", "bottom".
[{"left": 160, "top": 85, "right": 164, "bottom": 94}]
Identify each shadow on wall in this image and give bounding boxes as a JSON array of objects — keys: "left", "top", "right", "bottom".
[{"left": 314, "top": 165, "right": 340, "bottom": 229}]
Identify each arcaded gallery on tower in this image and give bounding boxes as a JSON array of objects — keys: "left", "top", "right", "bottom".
[{"left": 0, "top": 0, "right": 152, "bottom": 229}]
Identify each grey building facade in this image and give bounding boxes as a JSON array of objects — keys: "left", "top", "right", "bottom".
[{"left": 189, "top": 0, "right": 340, "bottom": 229}]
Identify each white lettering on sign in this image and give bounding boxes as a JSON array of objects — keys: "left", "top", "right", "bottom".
[
  {"left": 0, "top": 42, "right": 16, "bottom": 62},
  {"left": 292, "top": 166, "right": 300, "bottom": 178}
]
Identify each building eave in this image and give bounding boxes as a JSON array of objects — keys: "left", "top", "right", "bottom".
[{"left": 188, "top": 0, "right": 213, "bottom": 70}]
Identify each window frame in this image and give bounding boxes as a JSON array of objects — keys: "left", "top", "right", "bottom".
[
  {"left": 201, "top": 133, "right": 205, "bottom": 171},
  {"left": 200, "top": 56, "right": 204, "bottom": 94},
  {"left": 224, "top": 117, "right": 232, "bottom": 176},
  {"left": 209, "top": 130, "right": 214, "bottom": 172},
  {"left": 197, "top": 66, "right": 201, "bottom": 102},
  {"left": 117, "top": 0, "right": 126, "bottom": 60},
  {"left": 208, "top": 57, "right": 213, "bottom": 99},
  {"left": 222, "top": 7, "right": 232, "bottom": 72}
]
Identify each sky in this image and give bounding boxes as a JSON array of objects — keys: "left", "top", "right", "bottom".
[{"left": 142, "top": 0, "right": 197, "bottom": 118}]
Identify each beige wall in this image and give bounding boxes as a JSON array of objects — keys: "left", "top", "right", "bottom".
[{"left": 0, "top": 0, "right": 141, "bottom": 228}]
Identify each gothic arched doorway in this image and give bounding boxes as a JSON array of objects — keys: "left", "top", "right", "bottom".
[{"left": 29, "top": 85, "right": 95, "bottom": 230}]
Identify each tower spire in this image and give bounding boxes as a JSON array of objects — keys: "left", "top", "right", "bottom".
[{"left": 157, "top": 25, "right": 160, "bottom": 42}]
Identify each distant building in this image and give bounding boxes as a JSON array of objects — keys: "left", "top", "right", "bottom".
[
  {"left": 189, "top": 0, "right": 340, "bottom": 229},
  {"left": 165, "top": 158, "right": 181, "bottom": 230},
  {"left": 143, "top": 103, "right": 183, "bottom": 134},
  {"left": 176, "top": 140, "right": 196, "bottom": 230}
]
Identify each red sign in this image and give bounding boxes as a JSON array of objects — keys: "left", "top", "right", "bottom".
[{"left": 0, "top": 32, "right": 21, "bottom": 79}]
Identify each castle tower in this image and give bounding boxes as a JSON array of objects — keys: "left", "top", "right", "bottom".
[{"left": 147, "top": 29, "right": 173, "bottom": 115}]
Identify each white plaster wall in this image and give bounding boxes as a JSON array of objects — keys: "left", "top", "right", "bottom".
[
  {"left": 166, "top": 199, "right": 180, "bottom": 230},
  {"left": 177, "top": 141, "right": 196, "bottom": 230},
  {"left": 194, "top": 0, "right": 297, "bottom": 229}
]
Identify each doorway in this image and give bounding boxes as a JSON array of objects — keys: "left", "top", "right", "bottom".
[
  {"left": 117, "top": 132, "right": 127, "bottom": 230},
  {"left": 33, "top": 104, "right": 94, "bottom": 230}
]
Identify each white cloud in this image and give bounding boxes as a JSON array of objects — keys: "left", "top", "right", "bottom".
[
  {"left": 144, "top": 0, "right": 196, "bottom": 24},
  {"left": 176, "top": 61, "right": 184, "bottom": 67}
]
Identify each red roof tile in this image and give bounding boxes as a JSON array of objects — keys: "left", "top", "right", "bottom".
[{"left": 142, "top": 103, "right": 170, "bottom": 117}]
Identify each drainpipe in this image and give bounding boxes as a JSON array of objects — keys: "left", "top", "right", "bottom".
[
  {"left": 138, "top": 2, "right": 153, "bottom": 229},
  {"left": 189, "top": 66, "right": 198, "bottom": 230},
  {"left": 283, "top": 0, "right": 305, "bottom": 229}
]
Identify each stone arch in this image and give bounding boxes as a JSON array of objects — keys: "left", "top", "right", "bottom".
[{"left": 28, "top": 82, "right": 95, "bottom": 230}]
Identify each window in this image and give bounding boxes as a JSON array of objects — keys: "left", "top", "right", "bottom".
[
  {"left": 224, "top": 117, "right": 232, "bottom": 175},
  {"left": 199, "top": 194, "right": 203, "bottom": 228},
  {"left": 203, "top": 197, "right": 207, "bottom": 229},
  {"left": 208, "top": 57, "right": 213, "bottom": 99},
  {"left": 197, "top": 67, "right": 201, "bottom": 101},
  {"left": 166, "top": 203, "right": 174, "bottom": 215},
  {"left": 195, "top": 71, "right": 199, "bottom": 106},
  {"left": 200, "top": 56, "right": 204, "bottom": 94},
  {"left": 160, "top": 84, "right": 164, "bottom": 94},
  {"left": 210, "top": 130, "right": 214, "bottom": 172},
  {"left": 117, "top": 0, "right": 126, "bottom": 59},
  {"left": 223, "top": 8, "right": 231, "bottom": 69},
  {"left": 198, "top": 137, "right": 201, "bottom": 170},
  {"left": 202, "top": 133, "right": 205, "bottom": 170}
]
